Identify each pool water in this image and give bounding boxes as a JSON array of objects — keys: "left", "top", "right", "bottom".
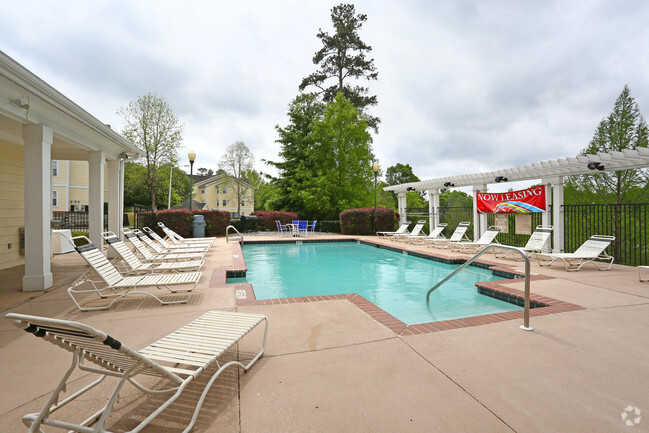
[{"left": 227, "top": 242, "right": 522, "bottom": 325}]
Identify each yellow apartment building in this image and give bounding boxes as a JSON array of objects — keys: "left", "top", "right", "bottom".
[
  {"left": 52, "top": 160, "right": 109, "bottom": 211},
  {"left": 193, "top": 174, "right": 254, "bottom": 217}
]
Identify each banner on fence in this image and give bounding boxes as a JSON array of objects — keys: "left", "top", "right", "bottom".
[{"left": 477, "top": 185, "right": 546, "bottom": 214}]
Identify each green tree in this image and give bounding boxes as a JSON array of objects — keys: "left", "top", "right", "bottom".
[
  {"left": 299, "top": 3, "right": 379, "bottom": 132},
  {"left": 244, "top": 169, "right": 278, "bottom": 211},
  {"left": 385, "top": 163, "right": 420, "bottom": 186},
  {"left": 123, "top": 163, "right": 190, "bottom": 209},
  {"left": 118, "top": 93, "right": 183, "bottom": 210},
  {"left": 566, "top": 85, "right": 649, "bottom": 204},
  {"left": 219, "top": 141, "right": 254, "bottom": 216},
  {"left": 303, "top": 92, "right": 374, "bottom": 219},
  {"left": 267, "top": 93, "right": 325, "bottom": 215}
]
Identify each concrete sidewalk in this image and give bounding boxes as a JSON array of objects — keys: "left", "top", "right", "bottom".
[{"left": 1, "top": 235, "right": 648, "bottom": 432}]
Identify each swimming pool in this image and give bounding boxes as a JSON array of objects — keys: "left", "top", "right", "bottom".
[{"left": 227, "top": 242, "right": 522, "bottom": 325}]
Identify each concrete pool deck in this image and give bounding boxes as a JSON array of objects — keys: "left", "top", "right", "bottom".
[{"left": 0, "top": 233, "right": 648, "bottom": 432}]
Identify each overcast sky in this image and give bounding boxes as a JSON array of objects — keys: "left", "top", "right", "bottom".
[{"left": 2, "top": 0, "right": 648, "bottom": 192}]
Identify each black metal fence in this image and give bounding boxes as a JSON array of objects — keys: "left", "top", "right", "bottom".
[
  {"left": 133, "top": 204, "right": 156, "bottom": 230},
  {"left": 52, "top": 211, "right": 107, "bottom": 231}
]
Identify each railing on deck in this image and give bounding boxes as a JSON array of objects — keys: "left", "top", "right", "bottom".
[
  {"left": 133, "top": 204, "right": 156, "bottom": 230},
  {"left": 52, "top": 211, "right": 107, "bottom": 231}
]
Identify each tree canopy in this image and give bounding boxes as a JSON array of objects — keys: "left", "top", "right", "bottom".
[
  {"left": 118, "top": 93, "right": 183, "bottom": 210},
  {"left": 123, "top": 162, "right": 190, "bottom": 209},
  {"left": 219, "top": 141, "right": 255, "bottom": 216},
  {"left": 565, "top": 85, "right": 649, "bottom": 204},
  {"left": 299, "top": 3, "right": 379, "bottom": 132}
]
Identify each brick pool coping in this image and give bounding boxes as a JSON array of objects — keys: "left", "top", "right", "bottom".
[{"left": 212, "top": 239, "right": 585, "bottom": 335}]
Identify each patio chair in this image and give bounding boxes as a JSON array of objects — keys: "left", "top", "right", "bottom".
[
  {"left": 637, "top": 266, "right": 649, "bottom": 282},
  {"left": 67, "top": 236, "right": 201, "bottom": 311},
  {"left": 308, "top": 220, "right": 317, "bottom": 234},
  {"left": 158, "top": 222, "right": 215, "bottom": 246},
  {"left": 102, "top": 231, "right": 204, "bottom": 273},
  {"left": 376, "top": 222, "right": 409, "bottom": 237},
  {"left": 276, "top": 220, "right": 290, "bottom": 236},
  {"left": 426, "top": 222, "right": 471, "bottom": 248},
  {"left": 123, "top": 228, "right": 206, "bottom": 262},
  {"left": 450, "top": 226, "right": 502, "bottom": 253},
  {"left": 392, "top": 220, "right": 427, "bottom": 242},
  {"left": 536, "top": 235, "right": 615, "bottom": 271},
  {"left": 135, "top": 229, "right": 208, "bottom": 258},
  {"left": 494, "top": 225, "right": 554, "bottom": 259},
  {"left": 5, "top": 310, "right": 268, "bottom": 433},
  {"left": 298, "top": 220, "right": 308, "bottom": 236},
  {"left": 142, "top": 226, "right": 210, "bottom": 252},
  {"left": 408, "top": 223, "right": 447, "bottom": 244}
]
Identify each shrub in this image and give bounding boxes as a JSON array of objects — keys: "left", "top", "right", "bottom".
[
  {"left": 155, "top": 209, "right": 192, "bottom": 237},
  {"left": 251, "top": 211, "right": 299, "bottom": 231},
  {"left": 339, "top": 207, "right": 396, "bottom": 235},
  {"left": 320, "top": 220, "right": 341, "bottom": 233},
  {"left": 198, "top": 210, "right": 230, "bottom": 237},
  {"left": 71, "top": 230, "right": 90, "bottom": 246}
]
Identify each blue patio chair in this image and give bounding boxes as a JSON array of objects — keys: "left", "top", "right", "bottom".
[
  {"left": 308, "top": 220, "right": 317, "bottom": 234},
  {"left": 276, "top": 220, "right": 289, "bottom": 237},
  {"left": 298, "top": 220, "right": 308, "bottom": 236}
]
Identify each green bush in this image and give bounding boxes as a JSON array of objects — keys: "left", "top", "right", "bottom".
[
  {"left": 339, "top": 207, "right": 396, "bottom": 235},
  {"left": 251, "top": 211, "right": 299, "bottom": 231},
  {"left": 71, "top": 231, "right": 90, "bottom": 246},
  {"left": 320, "top": 220, "right": 341, "bottom": 233},
  {"left": 199, "top": 210, "right": 231, "bottom": 237}
]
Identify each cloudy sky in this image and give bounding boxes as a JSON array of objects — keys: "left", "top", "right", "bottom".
[{"left": 2, "top": 0, "right": 648, "bottom": 191}]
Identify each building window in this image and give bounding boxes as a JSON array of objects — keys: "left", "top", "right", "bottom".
[
  {"left": 52, "top": 160, "right": 58, "bottom": 177},
  {"left": 241, "top": 200, "right": 245, "bottom": 206},
  {"left": 222, "top": 199, "right": 227, "bottom": 206},
  {"left": 201, "top": 188, "right": 205, "bottom": 194},
  {"left": 52, "top": 190, "right": 58, "bottom": 207},
  {"left": 222, "top": 186, "right": 227, "bottom": 193}
]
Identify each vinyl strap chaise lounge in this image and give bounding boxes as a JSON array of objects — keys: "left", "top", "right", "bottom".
[
  {"left": 68, "top": 236, "right": 201, "bottom": 311},
  {"left": 494, "top": 225, "right": 554, "bottom": 259},
  {"left": 392, "top": 220, "right": 427, "bottom": 242},
  {"left": 450, "top": 226, "right": 502, "bottom": 253},
  {"left": 122, "top": 228, "right": 205, "bottom": 262},
  {"left": 102, "top": 231, "right": 204, "bottom": 273},
  {"left": 408, "top": 223, "right": 448, "bottom": 244},
  {"left": 5, "top": 310, "right": 268, "bottom": 433},
  {"left": 376, "top": 223, "right": 410, "bottom": 237},
  {"left": 142, "top": 227, "right": 210, "bottom": 252},
  {"left": 536, "top": 235, "right": 615, "bottom": 271},
  {"left": 426, "top": 222, "right": 471, "bottom": 248},
  {"left": 158, "top": 222, "right": 215, "bottom": 246}
]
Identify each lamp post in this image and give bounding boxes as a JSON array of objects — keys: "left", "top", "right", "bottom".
[
  {"left": 188, "top": 151, "right": 196, "bottom": 211},
  {"left": 372, "top": 163, "right": 380, "bottom": 235}
]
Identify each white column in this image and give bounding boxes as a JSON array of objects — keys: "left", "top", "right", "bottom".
[
  {"left": 472, "top": 184, "right": 487, "bottom": 241},
  {"left": 552, "top": 177, "right": 564, "bottom": 252},
  {"left": 397, "top": 191, "right": 407, "bottom": 225},
  {"left": 22, "top": 124, "right": 54, "bottom": 291},
  {"left": 106, "top": 158, "right": 121, "bottom": 258},
  {"left": 540, "top": 180, "right": 552, "bottom": 227},
  {"left": 88, "top": 151, "right": 105, "bottom": 250},
  {"left": 428, "top": 189, "right": 440, "bottom": 228}
]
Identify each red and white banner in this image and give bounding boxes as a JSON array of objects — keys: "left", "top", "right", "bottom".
[{"left": 477, "top": 185, "right": 547, "bottom": 214}]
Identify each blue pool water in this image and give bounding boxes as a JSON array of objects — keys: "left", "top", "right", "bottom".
[{"left": 227, "top": 242, "right": 522, "bottom": 325}]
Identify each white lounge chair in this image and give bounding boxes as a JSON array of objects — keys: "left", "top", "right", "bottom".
[
  {"left": 494, "top": 225, "right": 554, "bottom": 259},
  {"left": 68, "top": 236, "right": 201, "bottom": 311},
  {"left": 103, "top": 231, "right": 204, "bottom": 273},
  {"left": 408, "top": 223, "right": 448, "bottom": 244},
  {"left": 376, "top": 223, "right": 409, "bottom": 237},
  {"left": 123, "top": 228, "right": 206, "bottom": 262},
  {"left": 392, "top": 220, "right": 427, "bottom": 242},
  {"left": 142, "top": 226, "right": 210, "bottom": 252},
  {"left": 5, "top": 310, "right": 267, "bottom": 433},
  {"left": 637, "top": 266, "right": 649, "bottom": 282},
  {"left": 134, "top": 229, "right": 208, "bottom": 258},
  {"left": 158, "top": 221, "right": 215, "bottom": 246},
  {"left": 536, "top": 235, "right": 615, "bottom": 271},
  {"left": 450, "top": 226, "right": 502, "bottom": 253},
  {"left": 426, "top": 222, "right": 471, "bottom": 248}
]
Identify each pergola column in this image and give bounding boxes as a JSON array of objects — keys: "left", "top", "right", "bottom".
[
  {"left": 472, "top": 184, "right": 487, "bottom": 241},
  {"left": 22, "top": 124, "right": 54, "bottom": 291},
  {"left": 427, "top": 189, "right": 439, "bottom": 229},
  {"left": 552, "top": 177, "right": 564, "bottom": 252},
  {"left": 88, "top": 151, "right": 105, "bottom": 250},
  {"left": 397, "top": 191, "right": 407, "bottom": 225},
  {"left": 106, "top": 158, "right": 123, "bottom": 258}
]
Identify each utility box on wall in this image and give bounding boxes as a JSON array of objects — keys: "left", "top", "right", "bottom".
[{"left": 19, "top": 227, "right": 25, "bottom": 256}]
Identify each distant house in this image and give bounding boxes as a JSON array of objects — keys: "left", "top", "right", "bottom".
[
  {"left": 52, "top": 160, "right": 110, "bottom": 211},
  {"left": 0, "top": 51, "right": 142, "bottom": 290},
  {"left": 192, "top": 174, "right": 254, "bottom": 218}
]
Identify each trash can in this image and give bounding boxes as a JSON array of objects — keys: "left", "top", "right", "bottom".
[{"left": 192, "top": 214, "right": 206, "bottom": 238}]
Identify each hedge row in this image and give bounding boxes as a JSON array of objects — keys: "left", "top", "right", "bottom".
[
  {"left": 339, "top": 207, "right": 396, "bottom": 235},
  {"left": 320, "top": 220, "right": 341, "bottom": 233},
  {"left": 154, "top": 209, "right": 231, "bottom": 237},
  {"left": 251, "top": 211, "right": 299, "bottom": 231}
]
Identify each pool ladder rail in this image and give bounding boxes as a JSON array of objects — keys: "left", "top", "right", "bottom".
[
  {"left": 426, "top": 245, "right": 533, "bottom": 331},
  {"left": 226, "top": 225, "right": 244, "bottom": 243}
]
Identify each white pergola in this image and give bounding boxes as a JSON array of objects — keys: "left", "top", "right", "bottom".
[{"left": 384, "top": 148, "right": 649, "bottom": 252}]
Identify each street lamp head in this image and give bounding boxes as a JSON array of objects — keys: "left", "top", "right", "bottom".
[
  {"left": 372, "top": 163, "right": 381, "bottom": 173},
  {"left": 188, "top": 150, "right": 196, "bottom": 163}
]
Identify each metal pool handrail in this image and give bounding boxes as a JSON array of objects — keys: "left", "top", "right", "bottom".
[
  {"left": 426, "top": 245, "right": 533, "bottom": 331},
  {"left": 226, "top": 225, "right": 243, "bottom": 243}
]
